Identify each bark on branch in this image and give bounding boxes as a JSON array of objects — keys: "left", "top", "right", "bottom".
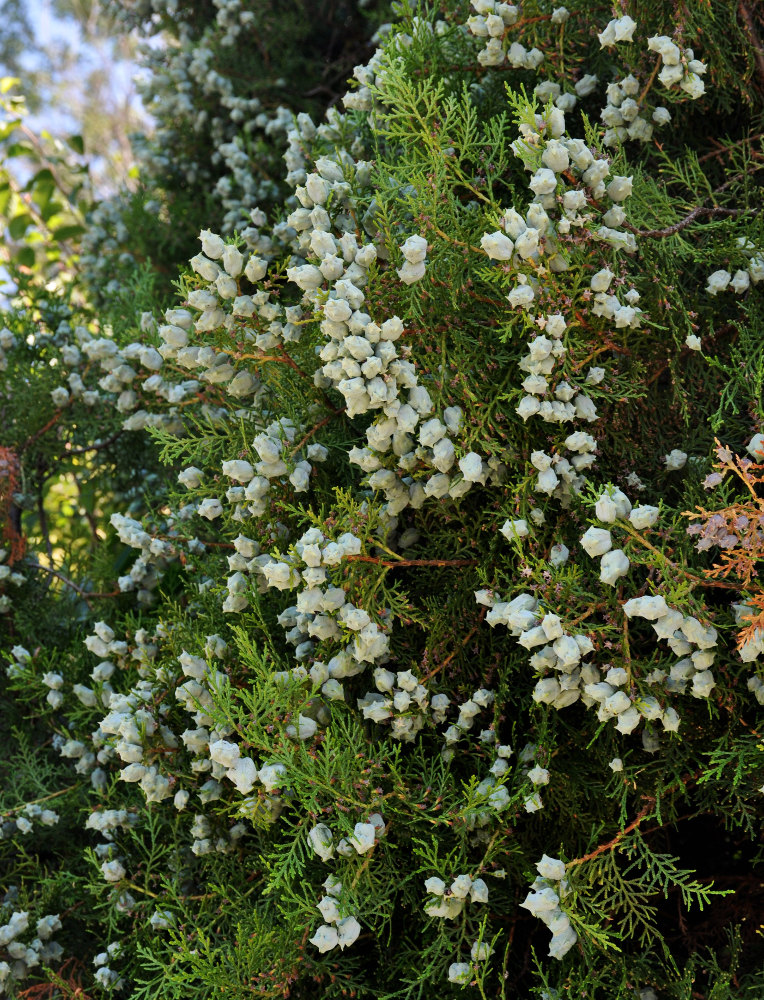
[{"left": 625, "top": 205, "right": 750, "bottom": 239}]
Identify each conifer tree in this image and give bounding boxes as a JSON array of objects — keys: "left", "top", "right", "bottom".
[{"left": 1, "top": 2, "right": 763, "bottom": 998}]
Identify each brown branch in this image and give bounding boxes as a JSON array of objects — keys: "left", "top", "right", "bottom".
[
  {"left": 422, "top": 606, "right": 487, "bottom": 682},
  {"left": 738, "top": 715, "right": 763, "bottom": 739},
  {"left": 0, "top": 447, "right": 25, "bottom": 562},
  {"left": 275, "top": 345, "right": 312, "bottom": 379},
  {"left": 739, "top": 0, "right": 764, "bottom": 85},
  {"left": 427, "top": 275, "right": 505, "bottom": 309},
  {"left": 566, "top": 603, "right": 601, "bottom": 628},
  {"left": 622, "top": 611, "right": 632, "bottom": 687},
  {"left": 60, "top": 429, "right": 124, "bottom": 458},
  {"left": 637, "top": 58, "right": 662, "bottom": 106},
  {"left": 18, "top": 409, "right": 67, "bottom": 455},
  {"left": 233, "top": 347, "right": 341, "bottom": 414},
  {"left": 234, "top": 350, "right": 305, "bottom": 374},
  {"left": 428, "top": 222, "right": 484, "bottom": 255},
  {"left": 345, "top": 554, "right": 478, "bottom": 570},
  {"left": 644, "top": 324, "right": 735, "bottom": 388},
  {"left": 25, "top": 561, "right": 121, "bottom": 605},
  {"left": 625, "top": 205, "right": 750, "bottom": 239},
  {"left": 698, "top": 132, "right": 764, "bottom": 164},
  {"left": 288, "top": 411, "right": 343, "bottom": 458},
  {"left": 567, "top": 799, "right": 654, "bottom": 869}
]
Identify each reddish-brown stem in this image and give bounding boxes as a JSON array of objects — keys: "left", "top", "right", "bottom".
[
  {"left": 637, "top": 58, "right": 661, "bottom": 106},
  {"left": 567, "top": 800, "right": 654, "bottom": 868},
  {"left": 739, "top": 0, "right": 764, "bottom": 85},
  {"left": 275, "top": 345, "right": 311, "bottom": 379},
  {"left": 288, "top": 411, "right": 343, "bottom": 458},
  {"left": 345, "top": 555, "right": 478, "bottom": 569},
  {"left": 422, "top": 606, "right": 487, "bottom": 682},
  {"left": 19, "top": 410, "right": 67, "bottom": 454},
  {"left": 698, "top": 132, "right": 764, "bottom": 164}
]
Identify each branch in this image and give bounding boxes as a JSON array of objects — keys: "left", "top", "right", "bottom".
[
  {"left": 625, "top": 205, "right": 751, "bottom": 239},
  {"left": 567, "top": 799, "right": 654, "bottom": 868},
  {"left": 621, "top": 522, "right": 740, "bottom": 590},
  {"left": 1, "top": 784, "right": 79, "bottom": 818},
  {"left": 122, "top": 881, "right": 159, "bottom": 899},
  {"left": 344, "top": 555, "right": 478, "bottom": 570},
  {"left": 18, "top": 123, "right": 84, "bottom": 211},
  {"left": 637, "top": 57, "right": 661, "bottom": 106},
  {"left": 37, "top": 494, "right": 53, "bottom": 566},
  {"left": 422, "top": 606, "right": 487, "bottom": 682},
  {"left": 60, "top": 429, "right": 124, "bottom": 458},
  {"left": 428, "top": 222, "right": 484, "bottom": 255},
  {"left": 644, "top": 323, "right": 735, "bottom": 388},
  {"left": 698, "top": 131, "right": 764, "bottom": 164},
  {"left": 25, "top": 560, "right": 121, "bottom": 606},
  {"left": 18, "top": 408, "right": 68, "bottom": 455},
  {"left": 288, "top": 411, "right": 343, "bottom": 458},
  {"left": 739, "top": 0, "right": 764, "bottom": 86},
  {"left": 235, "top": 345, "right": 313, "bottom": 382}
]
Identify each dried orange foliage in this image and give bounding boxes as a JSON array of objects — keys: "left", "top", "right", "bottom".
[
  {"left": 0, "top": 446, "right": 25, "bottom": 563},
  {"left": 735, "top": 591, "right": 764, "bottom": 653},
  {"left": 684, "top": 438, "right": 764, "bottom": 651},
  {"left": 16, "top": 958, "right": 92, "bottom": 1000}
]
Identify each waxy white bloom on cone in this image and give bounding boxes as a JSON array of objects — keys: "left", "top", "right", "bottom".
[{"left": 480, "top": 231, "right": 514, "bottom": 260}]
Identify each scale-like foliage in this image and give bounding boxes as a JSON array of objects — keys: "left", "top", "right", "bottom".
[{"left": 1, "top": 1, "right": 763, "bottom": 999}]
